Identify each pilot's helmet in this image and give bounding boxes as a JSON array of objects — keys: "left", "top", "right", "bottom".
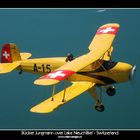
[{"left": 67, "top": 53, "right": 73, "bottom": 57}]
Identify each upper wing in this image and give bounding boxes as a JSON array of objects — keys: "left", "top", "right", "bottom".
[
  {"left": 34, "top": 23, "right": 119, "bottom": 86},
  {"left": 30, "top": 82, "right": 95, "bottom": 113},
  {"left": 88, "top": 23, "right": 119, "bottom": 51}
]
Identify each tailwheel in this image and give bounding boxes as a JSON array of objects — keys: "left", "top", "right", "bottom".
[
  {"left": 19, "top": 70, "right": 23, "bottom": 74},
  {"left": 95, "top": 104, "right": 105, "bottom": 112}
]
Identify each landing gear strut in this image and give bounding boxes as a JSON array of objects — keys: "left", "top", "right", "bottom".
[
  {"left": 95, "top": 87, "right": 105, "bottom": 112},
  {"left": 88, "top": 86, "right": 105, "bottom": 112}
]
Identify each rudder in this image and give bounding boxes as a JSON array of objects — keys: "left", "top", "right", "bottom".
[{"left": 1, "top": 43, "right": 21, "bottom": 63}]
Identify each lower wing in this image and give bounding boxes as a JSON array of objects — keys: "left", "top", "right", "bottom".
[{"left": 30, "top": 82, "right": 95, "bottom": 113}]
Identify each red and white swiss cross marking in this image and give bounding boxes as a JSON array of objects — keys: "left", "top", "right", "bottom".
[
  {"left": 3, "top": 51, "right": 10, "bottom": 59},
  {"left": 39, "top": 70, "right": 75, "bottom": 81},
  {"left": 1, "top": 44, "right": 12, "bottom": 63},
  {"left": 96, "top": 26, "right": 119, "bottom": 35}
]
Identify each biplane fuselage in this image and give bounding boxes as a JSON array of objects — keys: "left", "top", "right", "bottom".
[
  {"left": 0, "top": 23, "right": 136, "bottom": 113},
  {"left": 18, "top": 57, "right": 133, "bottom": 85}
]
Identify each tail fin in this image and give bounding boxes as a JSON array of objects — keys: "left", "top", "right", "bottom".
[
  {"left": 1, "top": 43, "right": 21, "bottom": 63},
  {"left": 0, "top": 43, "right": 32, "bottom": 74}
]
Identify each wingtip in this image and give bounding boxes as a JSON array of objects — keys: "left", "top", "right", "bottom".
[
  {"left": 34, "top": 79, "right": 59, "bottom": 86},
  {"left": 30, "top": 106, "right": 54, "bottom": 113},
  {"left": 30, "top": 108, "right": 51, "bottom": 113},
  {"left": 30, "top": 108, "right": 35, "bottom": 113},
  {"left": 101, "top": 23, "right": 120, "bottom": 28}
]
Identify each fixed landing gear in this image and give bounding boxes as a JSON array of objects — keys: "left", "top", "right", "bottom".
[
  {"left": 89, "top": 86, "right": 116, "bottom": 112},
  {"left": 95, "top": 104, "right": 105, "bottom": 112},
  {"left": 94, "top": 98, "right": 105, "bottom": 112},
  {"left": 88, "top": 87, "right": 105, "bottom": 112},
  {"left": 106, "top": 86, "right": 116, "bottom": 96}
]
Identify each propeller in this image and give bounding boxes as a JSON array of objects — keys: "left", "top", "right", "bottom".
[{"left": 129, "top": 65, "right": 136, "bottom": 86}]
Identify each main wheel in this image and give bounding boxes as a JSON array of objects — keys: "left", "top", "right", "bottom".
[
  {"left": 95, "top": 104, "right": 105, "bottom": 112},
  {"left": 106, "top": 86, "right": 116, "bottom": 96}
]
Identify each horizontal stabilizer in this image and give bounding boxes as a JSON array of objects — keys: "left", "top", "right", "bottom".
[
  {"left": 20, "top": 52, "right": 32, "bottom": 60},
  {"left": 30, "top": 82, "right": 95, "bottom": 113},
  {"left": 0, "top": 61, "right": 20, "bottom": 74}
]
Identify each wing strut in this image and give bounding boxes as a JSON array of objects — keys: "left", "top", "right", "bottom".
[
  {"left": 62, "top": 80, "right": 67, "bottom": 102},
  {"left": 51, "top": 81, "right": 67, "bottom": 102},
  {"left": 51, "top": 84, "right": 56, "bottom": 101},
  {"left": 97, "top": 60, "right": 107, "bottom": 71}
]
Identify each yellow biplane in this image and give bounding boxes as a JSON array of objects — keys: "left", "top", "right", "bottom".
[{"left": 0, "top": 23, "right": 136, "bottom": 113}]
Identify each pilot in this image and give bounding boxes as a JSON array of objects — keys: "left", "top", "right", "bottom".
[{"left": 65, "top": 53, "right": 74, "bottom": 62}]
